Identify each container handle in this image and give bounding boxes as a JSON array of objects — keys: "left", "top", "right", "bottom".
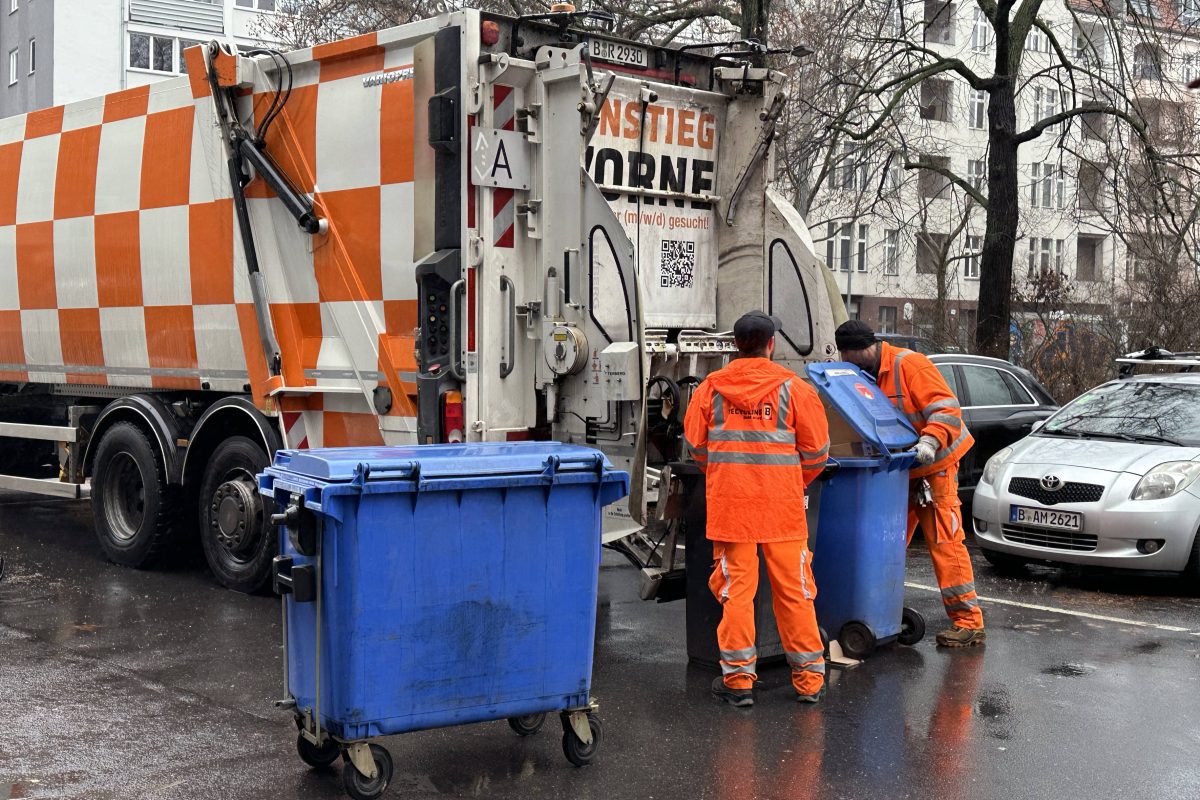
[{"left": 353, "top": 460, "right": 420, "bottom": 484}]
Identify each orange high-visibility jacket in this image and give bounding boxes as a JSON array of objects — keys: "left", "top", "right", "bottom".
[
  {"left": 877, "top": 341, "right": 974, "bottom": 478},
  {"left": 683, "top": 357, "right": 830, "bottom": 542}
]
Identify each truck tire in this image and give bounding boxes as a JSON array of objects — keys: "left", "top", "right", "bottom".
[
  {"left": 198, "top": 436, "right": 273, "bottom": 593},
  {"left": 91, "top": 422, "right": 183, "bottom": 568}
]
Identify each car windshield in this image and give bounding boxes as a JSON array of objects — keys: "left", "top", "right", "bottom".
[{"left": 1041, "top": 381, "right": 1200, "bottom": 445}]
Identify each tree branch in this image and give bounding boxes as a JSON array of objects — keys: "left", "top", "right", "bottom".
[{"left": 905, "top": 159, "right": 989, "bottom": 208}]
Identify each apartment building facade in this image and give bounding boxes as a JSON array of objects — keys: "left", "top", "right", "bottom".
[
  {"left": 808, "top": 0, "right": 1200, "bottom": 349},
  {"left": 0, "top": 0, "right": 275, "bottom": 117}
]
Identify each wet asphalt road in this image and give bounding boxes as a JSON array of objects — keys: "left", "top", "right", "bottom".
[{"left": 2, "top": 491, "right": 1200, "bottom": 800}]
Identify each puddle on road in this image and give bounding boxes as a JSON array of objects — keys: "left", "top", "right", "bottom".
[
  {"left": 1133, "top": 641, "right": 1163, "bottom": 654},
  {"left": 1042, "top": 663, "right": 1092, "bottom": 677}
]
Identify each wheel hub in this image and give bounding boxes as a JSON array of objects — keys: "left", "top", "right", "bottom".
[{"left": 210, "top": 478, "right": 261, "bottom": 554}]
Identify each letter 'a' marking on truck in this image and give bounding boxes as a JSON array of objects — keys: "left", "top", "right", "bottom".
[{"left": 492, "top": 85, "right": 517, "bottom": 248}]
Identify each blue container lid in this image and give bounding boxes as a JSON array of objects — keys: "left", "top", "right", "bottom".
[
  {"left": 805, "top": 362, "right": 919, "bottom": 456},
  {"left": 268, "top": 441, "right": 616, "bottom": 484}
]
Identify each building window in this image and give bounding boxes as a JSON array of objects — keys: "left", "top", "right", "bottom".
[
  {"left": 1077, "top": 236, "right": 1102, "bottom": 282},
  {"left": 825, "top": 223, "right": 868, "bottom": 272},
  {"left": 1078, "top": 160, "right": 1104, "bottom": 211},
  {"left": 1128, "top": 0, "right": 1155, "bottom": 17},
  {"left": 924, "top": 0, "right": 956, "bottom": 44},
  {"left": 237, "top": 0, "right": 278, "bottom": 8},
  {"left": 27, "top": 38, "right": 34, "bottom": 74},
  {"left": 1134, "top": 43, "right": 1162, "bottom": 79},
  {"left": 838, "top": 142, "right": 867, "bottom": 192},
  {"left": 7, "top": 49, "right": 15, "bottom": 85},
  {"left": 883, "top": 229, "right": 900, "bottom": 275},
  {"left": 1026, "top": 25, "right": 1047, "bottom": 53},
  {"left": 919, "top": 155, "right": 952, "bottom": 198},
  {"left": 917, "top": 232, "right": 948, "bottom": 274},
  {"left": 886, "top": 153, "right": 904, "bottom": 189},
  {"left": 1027, "top": 237, "right": 1064, "bottom": 275},
  {"left": 1184, "top": 0, "right": 1200, "bottom": 20},
  {"left": 920, "top": 78, "right": 954, "bottom": 122},
  {"left": 964, "top": 234, "right": 982, "bottom": 278},
  {"left": 967, "top": 159, "right": 987, "bottom": 191},
  {"left": 1033, "top": 85, "right": 1064, "bottom": 125},
  {"left": 971, "top": 8, "right": 990, "bottom": 52},
  {"left": 968, "top": 89, "right": 987, "bottom": 130},
  {"left": 879, "top": 306, "right": 899, "bottom": 334},
  {"left": 1081, "top": 104, "right": 1109, "bottom": 141},
  {"left": 1030, "top": 163, "right": 1064, "bottom": 209},
  {"left": 1074, "top": 27, "right": 1105, "bottom": 65},
  {"left": 130, "top": 33, "right": 199, "bottom": 74}
]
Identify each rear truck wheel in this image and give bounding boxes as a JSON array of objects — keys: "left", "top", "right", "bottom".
[
  {"left": 296, "top": 734, "right": 341, "bottom": 769},
  {"left": 561, "top": 713, "right": 602, "bottom": 767},
  {"left": 838, "top": 621, "right": 877, "bottom": 660},
  {"left": 897, "top": 607, "right": 926, "bottom": 647},
  {"left": 91, "top": 422, "right": 182, "bottom": 568},
  {"left": 198, "top": 436, "right": 273, "bottom": 593},
  {"left": 341, "top": 743, "right": 393, "bottom": 800},
  {"left": 981, "top": 546, "right": 1029, "bottom": 574},
  {"left": 508, "top": 713, "right": 547, "bottom": 736}
]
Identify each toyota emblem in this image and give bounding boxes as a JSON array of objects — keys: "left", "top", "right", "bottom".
[{"left": 1040, "top": 475, "right": 1063, "bottom": 491}]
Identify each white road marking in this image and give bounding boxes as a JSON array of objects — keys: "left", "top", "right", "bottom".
[{"left": 904, "top": 582, "right": 1193, "bottom": 633}]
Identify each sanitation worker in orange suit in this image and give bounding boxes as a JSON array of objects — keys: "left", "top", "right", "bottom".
[
  {"left": 684, "top": 311, "right": 831, "bottom": 706},
  {"left": 835, "top": 320, "right": 986, "bottom": 647}
]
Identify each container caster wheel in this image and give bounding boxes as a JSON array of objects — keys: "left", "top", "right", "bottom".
[
  {"left": 341, "top": 743, "right": 393, "bottom": 800},
  {"left": 561, "top": 713, "right": 602, "bottom": 767},
  {"left": 819, "top": 626, "right": 830, "bottom": 660},
  {"left": 839, "top": 621, "right": 877, "bottom": 660},
  {"left": 296, "top": 734, "right": 341, "bottom": 769},
  {"left": 508, "top": 713, "right": 547, "bottom": 736},
  {"left": 898, "top": 606, "right": 926, "bottom": 647}
]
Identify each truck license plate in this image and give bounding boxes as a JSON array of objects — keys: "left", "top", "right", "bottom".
[
  {"left": 1009, "top": 505, "right": 1082, "bottom": 531},
  {"left": 590, "top": 39, "right": 650, "bottom": 69}
]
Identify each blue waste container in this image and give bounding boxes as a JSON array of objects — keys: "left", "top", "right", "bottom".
[
  {"left": 806, "top": 363, "right": 923, "bottom": 660},
  {"left": 259, "top": 442, "right": 629, "bottom": 800}
]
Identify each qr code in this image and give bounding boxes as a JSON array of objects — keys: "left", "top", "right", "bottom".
[{"left": 660, "top": 240, "right": 695, "bottom": 288}]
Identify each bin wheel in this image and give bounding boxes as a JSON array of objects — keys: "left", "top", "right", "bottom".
[
  {"left": 562, "top": 714, "right": 602, "bottom": 767},
  {"left": 508, "top": 713, "right": 547, "bottom": 737},
  {"left": 838, "top": 621, "right": 877, "bottom": 660},
  {"left": 341, "top": 744, "right": 393, "bottom": 800},
  {"left": 296, "top": 734, "right": 341, "bottom": 769},
  {"left": 898, "top": 607, "right": 926, "bottom": 647}
]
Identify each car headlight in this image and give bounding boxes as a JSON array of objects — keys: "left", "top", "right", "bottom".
[
  {"left": 981, "top": 446, "right": 1014, "bottom": 486},
  {"left": 1131, "top": 461, "right": 1200, "bottom": 501}
]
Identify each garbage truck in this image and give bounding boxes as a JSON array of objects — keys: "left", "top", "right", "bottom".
[{"left": 0, "top": 7, "right": 846, "bottom": 591}]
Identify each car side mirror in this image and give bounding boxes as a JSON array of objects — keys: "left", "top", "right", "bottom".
[{"left": 1031, "top": 419, "right": 1045, "bottom": 433}]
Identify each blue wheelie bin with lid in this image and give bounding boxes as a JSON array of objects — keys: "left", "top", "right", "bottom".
[
  {"left": 805, "top": 362, "right": 923, "bottom": 660},
  {"left": 259, "top": 442, "right": 629, "bottom": 800}
]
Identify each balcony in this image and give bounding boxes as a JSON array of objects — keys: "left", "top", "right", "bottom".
[{"left": 130, "top": 0, "right": 225, "bottom": 35}]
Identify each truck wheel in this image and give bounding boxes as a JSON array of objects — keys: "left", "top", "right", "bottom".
[
  {"left": 91, "top": 422, "right": 182, "bottom": 568},
  {"left": 198, "top": 436, "right": 273, "bottom": 593}
]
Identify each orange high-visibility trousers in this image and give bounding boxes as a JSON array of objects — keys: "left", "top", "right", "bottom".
[
  {"left": 708, "top": 539, "right": 825, "bottom": 694},
  {"left": 907, "top": 464, "right": 984, "bottom": 630}
]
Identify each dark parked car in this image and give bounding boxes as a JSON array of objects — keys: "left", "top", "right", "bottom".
[{"left": 926, "top": 354, "right": 1058, "bottom": 499}]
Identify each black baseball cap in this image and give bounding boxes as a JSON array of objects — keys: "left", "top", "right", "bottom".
[
  {"left": 835, "top": 319, "right": 877, "bottom": 352},
  {"left": 733, "top": 310, "right": 782, "bottom": 353}
]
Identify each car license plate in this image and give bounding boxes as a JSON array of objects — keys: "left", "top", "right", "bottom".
[
  {"left": 1009, "top": 505, "right": 1082, "bottom": 531},
  {"left": 590, "top": 39, "right": 650, "bottom": 69}
]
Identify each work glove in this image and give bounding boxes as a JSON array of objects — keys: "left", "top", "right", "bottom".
[{"left": 915, "top": 435, "right": 939, "bottom": 466}]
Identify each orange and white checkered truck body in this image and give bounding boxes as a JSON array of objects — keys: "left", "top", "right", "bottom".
[{"left": 0, "top": 28, "right": 425, "bottom": 449}]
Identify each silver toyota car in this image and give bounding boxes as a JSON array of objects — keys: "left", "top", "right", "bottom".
[{"left": 972, "top": 372, "right": 1200, "bottom": 580}]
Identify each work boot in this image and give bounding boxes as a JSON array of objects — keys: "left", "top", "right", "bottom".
[
  {"left": 711, "top": 676, "right": 754, "bottom": 708},
  {"left": 936, "top": 626, "right": 987, "bottom": 647},
  {"left": 795, "top": 685, "right": 826, "bottom": 705}
]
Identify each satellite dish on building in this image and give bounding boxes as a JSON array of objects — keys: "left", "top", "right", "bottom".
[{"left": 903, "top": 302, "right": 914, "bottom": 321}]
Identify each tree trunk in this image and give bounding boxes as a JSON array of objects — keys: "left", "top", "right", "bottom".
[
  {"left": 976, "top": 76, "right": 1019, "bottom": 359},
  {"left": 741, "top": 0, "right": 770, "bottom": 43}
]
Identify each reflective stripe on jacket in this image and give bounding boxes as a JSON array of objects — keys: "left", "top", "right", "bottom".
[
  {"left": 877, "top": 341, "right": 974, "bottom": 478},
  {"left": 683, "top": 357, "right": 830, "bottom": 542}
]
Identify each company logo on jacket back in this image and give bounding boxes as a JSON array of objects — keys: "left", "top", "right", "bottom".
[{"left": 731, "top": 403, "right": 773, "bottom": 421}]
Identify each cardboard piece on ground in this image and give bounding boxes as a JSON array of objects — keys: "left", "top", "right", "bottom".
[{"left": 827, "top": 639, "right": 862, "bottom": 669}]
